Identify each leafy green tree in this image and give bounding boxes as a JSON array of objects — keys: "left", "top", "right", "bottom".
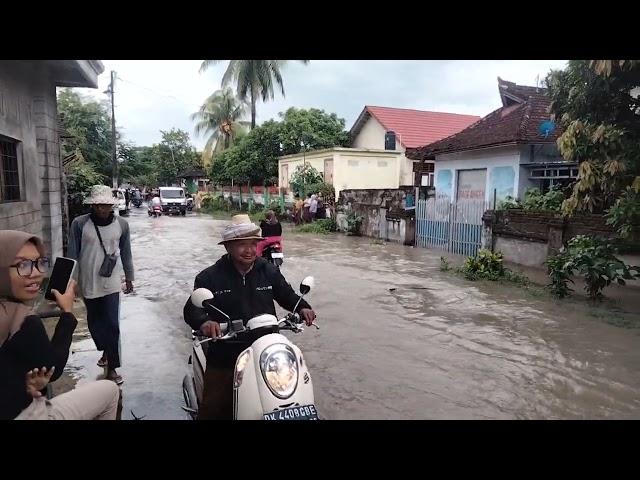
[{"left": 546, "top": 60, "right": 640, "bottom": 233}]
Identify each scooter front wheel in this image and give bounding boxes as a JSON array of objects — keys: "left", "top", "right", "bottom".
[{"left": 182, "top": 375, "right": 198, "bottom": 420}]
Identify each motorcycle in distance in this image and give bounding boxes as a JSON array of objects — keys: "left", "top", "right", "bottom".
[
  {"left": 261, "top": 236, "right": 284, "bottom": 268},
  {"left": 182, "top": 276, "right": 319, "bottom": 420},
  {"left": 148, "top": 204, "right": 162, "bottom": 218},
  {"left": 132, "top": 197, "right": 142, "bottom": 208}
]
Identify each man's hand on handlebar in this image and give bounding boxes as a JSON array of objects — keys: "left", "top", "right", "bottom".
[
  {"left": 200, "top": 320, "right": 222, "bottom": 338},
  {"left": 299, "top": 308, "right": 317, "bottom": 327}
]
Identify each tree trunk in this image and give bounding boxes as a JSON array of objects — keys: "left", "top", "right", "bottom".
[
  {"left": 224, "top": 134, "right": 230, "bottom": 150},
  {"left": 250, "top": 87, "right": 256, "bottom": 130}
]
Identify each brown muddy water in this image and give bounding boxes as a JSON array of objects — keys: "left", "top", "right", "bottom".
[{"left": 60, "top": 207, "right": 640, "bottom": 419}]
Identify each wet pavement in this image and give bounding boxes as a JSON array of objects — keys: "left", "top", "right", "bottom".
[{"left": 65, "top": 205, "right": 640, "bottom": 419}]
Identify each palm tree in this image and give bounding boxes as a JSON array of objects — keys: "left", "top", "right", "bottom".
[
  {"left": 190, "top": 87, "right": 249, "bottom": 164},
  {"left": 199, "top": 60, "right": 309, "bottom": 129}
]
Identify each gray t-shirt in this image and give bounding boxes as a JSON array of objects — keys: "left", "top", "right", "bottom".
[{"left": 67, "top": 214, "right": 134, "bottom": 299}]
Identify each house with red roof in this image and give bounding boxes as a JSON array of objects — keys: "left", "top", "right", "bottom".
[
  {"left": 406, "top": 78, "right": 578, "bottom": 203},
  {"left": 278, "top": 106, "right": 479, "bottom": 199}
]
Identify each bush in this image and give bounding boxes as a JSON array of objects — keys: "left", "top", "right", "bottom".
[
  {"left": 522, "top": 185, "right": 564, "bottom": 211},
  {"left": 497, "top": 195, "right": 521, "bottom": 210},
  {"left": 290, "top": 164, "right": 323, "bottom": 197},
  {"left": 606, "top": 186, "right": 640, "bottom": 239},
  {"left": 66, "top": 161, "right": 105, "bottom": 204},
  {"left": 496, "top": 185, "right": 565, "bottom": 212},
  {"left": 459, "top": 249, "right": 505, "bottom": 281},
  {"left": 296, "top": 218, "right": 337, "bottom": 235},
  {"left": 546, "top": 250, "right": 574, "bottom": 298},
  {"left": 249, "top": 202, "right": 264, "bottom": 214},
  {"left": 317, "top": 218, "right": 337, "bottom": 232},
  {"left": 345, "top": 212, "right": 363, "bottom": 235},
  {"left": 546, "top": 235, "right": 640, "bottom": 300},
  {"left": 305, "top": 181, "right": 335, "bottom": 201},
  {"left": 201, "top": 194, "right": 232, "bottom": 212}
]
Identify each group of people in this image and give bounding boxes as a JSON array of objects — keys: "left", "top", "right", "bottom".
[
  {"left": 1, "top": 184, "right": 316, "bottom": 420},
  {"left": 293, "top": 192, "right": 328, "bottom": 225}
]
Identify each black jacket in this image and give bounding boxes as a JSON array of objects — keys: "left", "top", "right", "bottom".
[
  {"left": 183, "top": 255, "right": 311, "bottom": 367},
  {"left": 260, "top": 221, "right": 282, "bottom": 238},
  {"left": 0, "top": 312, "right": 77, "bottom": 420}
]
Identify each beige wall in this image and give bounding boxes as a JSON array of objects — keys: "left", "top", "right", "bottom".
[
  {"left": 278, "top": 153, "right": 328, "bottom": 189},
  {"left": 352, "top": 114, "right": 415, "bottom": 187},
  {"left": 278, "top": 148, "right": 401, "bottom": 200},
  {"left": 333, "top": 152, "right": 400, "bottom": 195},
  {"left": 352, "top": 116, "right": 401, "bottom": 150}
]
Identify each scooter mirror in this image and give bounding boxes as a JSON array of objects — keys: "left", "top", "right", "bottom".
[
  {"left": 191, "top": 288, "right": 214, "bottom": 308},
  {"left": 300, "top": 276, "right": 314, "bottom": 295}
]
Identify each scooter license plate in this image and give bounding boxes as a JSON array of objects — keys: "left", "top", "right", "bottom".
[
  {"left": 271, "top": 252, "right": 284, "bottom": 259},
  {"left": 263, "top": 405, "right": 318, "bottom": 421}
]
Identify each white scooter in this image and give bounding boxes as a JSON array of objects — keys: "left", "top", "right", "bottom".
[{"left": 182, "top": 276, "right": 319, "bottom": 420}]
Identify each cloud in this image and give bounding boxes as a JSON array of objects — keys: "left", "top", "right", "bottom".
[{"left": 76, "top": 60, "right": 567, "bottom": 149}]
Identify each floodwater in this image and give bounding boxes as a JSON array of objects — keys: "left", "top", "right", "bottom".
[{"left": 64, "top": 206, "right": 640, "bottom": 419}]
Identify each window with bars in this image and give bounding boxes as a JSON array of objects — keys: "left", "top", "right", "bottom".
[{"left": 0, "top": 138, "right": 21, "bottom": 203}]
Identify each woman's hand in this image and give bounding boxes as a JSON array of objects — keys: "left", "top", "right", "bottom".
[
  {"left": 52, "top": 279, "right": 76, "bottom": 313},
  {"left": 25, "top": 367, "right": 55, "bottom": 398}
]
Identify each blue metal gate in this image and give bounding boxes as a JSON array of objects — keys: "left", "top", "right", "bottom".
[{"left": 415, "top": 196, "right": 489, "bottom": 257}]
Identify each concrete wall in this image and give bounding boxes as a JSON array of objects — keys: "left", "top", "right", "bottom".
[
  {"left": 0, "top": 62, "right": 53, "bottom": 252},
  {"left": 494, "top": 236, "right": 548, "bottom": 268},
  {"left": 337, "top": 187, "right": 416, "bottom": 245},
  {"left": 434, "top": 146, "right": 521, "bottom": 203},
  {"left": 483, "top": 209, "right": 640, "bottom": 269}
]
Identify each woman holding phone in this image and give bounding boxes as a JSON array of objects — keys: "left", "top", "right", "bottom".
[{"left": 0, "top": 230, "right": 120, "bottom": 420}]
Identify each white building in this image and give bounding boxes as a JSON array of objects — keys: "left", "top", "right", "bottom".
[{"left": 407, "top": 78, "right": 576, "bottom": 204}]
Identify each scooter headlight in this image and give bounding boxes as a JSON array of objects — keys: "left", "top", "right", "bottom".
[
  {"left": 234, "top": 350, "right": 251, "bottom": 388},
  {"left": 260, "top": 344, "right": 298, "bottom": 399}
]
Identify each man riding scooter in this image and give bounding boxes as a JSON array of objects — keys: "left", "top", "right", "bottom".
[{"left": 183, "top": 214, "right": 316, "bottom": 420}]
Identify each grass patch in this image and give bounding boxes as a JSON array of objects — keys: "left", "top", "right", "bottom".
[
  {"left": 371, "top": 238, "right": 385, "bottom": 246},
  {"left": 588, "top": 307, "right": 640, "bottom": 329},
  {"left": 440, "top": 256, "right": 451, "bottom": 272},
  {"left": 202, "top": 207, "right": 265, "bottom": 223},
  {"left": 296, "top": 218, "right": 337, "bottom": 235}
]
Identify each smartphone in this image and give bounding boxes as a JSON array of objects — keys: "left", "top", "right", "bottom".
[{"left": 44, "top": 257, "right": 77, "bottom": 301}]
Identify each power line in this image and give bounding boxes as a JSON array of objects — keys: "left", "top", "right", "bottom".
[{"left": 115, "top": 74, "right": 197, "bottom": 108}]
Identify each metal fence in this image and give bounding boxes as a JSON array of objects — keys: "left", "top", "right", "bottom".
[{"left": 415, "top": 196, "right": 491, "bottom": 257}]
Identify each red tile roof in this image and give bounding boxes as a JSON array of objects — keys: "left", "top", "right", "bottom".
[
  {"left": 350, "top": 106, "right": 480, "bottom": 149},
  {"left": 406, "top": 79, "right": 559, "bottom": 160}
]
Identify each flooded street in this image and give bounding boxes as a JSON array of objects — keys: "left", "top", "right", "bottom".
[{"left": 67, "top": 206, "right": 640, "bottom": 419}]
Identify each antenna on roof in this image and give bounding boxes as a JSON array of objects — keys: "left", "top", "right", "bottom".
[{"left": 535, "top": 75, "right": 540, "bottom": 92}]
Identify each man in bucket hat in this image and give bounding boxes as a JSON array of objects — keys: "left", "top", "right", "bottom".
[
  {"left": 183, "top": 214, "right": 316, "bottom": 420},
  {"left": 67, "top": 185, "right": 135, "bottom": 386}
]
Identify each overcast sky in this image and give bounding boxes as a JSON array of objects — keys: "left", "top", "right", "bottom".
[{"left": 73, "top": 60, "right": 568, "bottom": 150}]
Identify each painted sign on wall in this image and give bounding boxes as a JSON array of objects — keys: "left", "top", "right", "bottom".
[{"left": 456, "top": 169, "right": 486, "bottom": 201}]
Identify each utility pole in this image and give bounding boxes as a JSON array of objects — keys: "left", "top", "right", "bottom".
[{"left": 107, "top": 70, "right": 118, "bottom": 188}]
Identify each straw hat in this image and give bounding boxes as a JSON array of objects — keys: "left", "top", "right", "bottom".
[
  {"left": 83, "top": 185, "right": 119, "bottom": 205},
  {"left": 218, "top": 214, "right": 263, "bottom": 244}
]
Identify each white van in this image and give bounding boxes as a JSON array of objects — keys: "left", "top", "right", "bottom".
[
  {"left": 112, "top": 188, "right": 127, "bottom": 216},
  {"left": 159, "top": 187, "right": 187, "bottom": 216}
]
